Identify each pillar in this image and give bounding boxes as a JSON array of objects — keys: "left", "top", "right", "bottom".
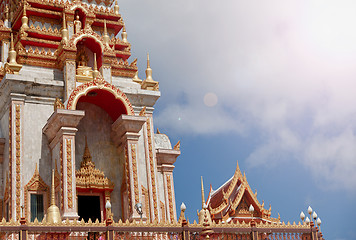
[
  {"left": 156, "top": 148, "right": 180, "bottom": 223},
  {"left": 111, "top": 114, "right": 146, "bottom": 221},
  {"left": 43, "top": 109, "right": 84, "bottom": 220}
]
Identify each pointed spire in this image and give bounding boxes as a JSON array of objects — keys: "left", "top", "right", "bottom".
[
  {"left": 51, "top": 169, "right": 55, "bottom": 206},
  {"left": 21, "top": 2, "right": 29, "bottom": 30},
  {"left": 81, "top": 136, "right": 95, "bottom": 168},
  {"left": 8, "top": 33, "right": 18, "bottom": 65},
  {"left": 114, "top": 0, "right": 119, "bottom": 15},
  {"left": 61, "top": 12, "right": 68, "bottom": 44},
  {"left": 103, "top": 19, "right": 110, "bottom": 46},
  {"left": 46, "top": 169, "right": 61, "bottom": 223},
  {"left": 201, "top": 176, "right": 205, "bottom": 209},
  {"left": 132, "top": 70, "right": 141, "bottom": 83},
  {"left": 121, "top": 25, "right": 127, "bottom": 43},
  {"left": 145, "top": 52, "right": 153, "bottom": 81},
  {"left": 93, "top": 53, "right": 100, "bottom": 79}
]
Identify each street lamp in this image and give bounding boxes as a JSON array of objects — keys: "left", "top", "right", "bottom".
[
  {"left": 105, "top": 200, "right": 112, "bottom": 219},
  {"left": 135, "top": 203, "right": 143, "bottom": 220}
]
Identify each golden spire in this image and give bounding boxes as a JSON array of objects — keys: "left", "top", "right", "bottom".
[
  {"left": 46, "top": 169, "right": 61, "bottom": 223},
  {"left": 103, "top": 20, "right": 110, "bottom": 46},
  {"left": 132, "top": 70, "right": 141, "bottom": 83},
  {"left": 93, "top": 53, "right": 100, "bottom": 79},
  {"left": 81, "top": 136, "right": 95, "bottom": 168},
  {"left": 6, "top": 32, "right": 23, "bottom": 73},
  {"left": 201, "top": 176, "right": 205, "bottom": 209},
  {"left": 4, "top": 5, "right": 9, "bottom": 22},
  {"left": 121, "top": 25, "right": 127, "bottom": 43},
  {"left": 114, "top": 0, "right": 119, "bottom": 15},
  {"left": 61, "top": 12, "right": 68, "bottom": 44},
  {"left": 145, "top": 53, "right": 153, "bottom": 81},
  {"left": 21, "top": 2, "right": 29, "bottom": 30}
]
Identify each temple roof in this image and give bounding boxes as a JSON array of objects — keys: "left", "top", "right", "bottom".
[{"left": 206, "top": 161, "right": 277, "bottom": 223}]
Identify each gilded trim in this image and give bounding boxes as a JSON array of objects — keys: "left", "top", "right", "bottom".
[{"left": 66, "top": 139, "right": 73, "bottom": 209}]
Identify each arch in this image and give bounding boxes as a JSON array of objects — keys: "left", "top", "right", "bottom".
[
  {"left": 71, "top": 31, "right": 105, "bottom": 53},
  {"left": 67, "top": 77, "right": 134, "bottom": 121}
]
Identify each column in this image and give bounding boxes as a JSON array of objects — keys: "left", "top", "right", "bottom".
[
  {"left": 64, "top": 60, "right": 76, "bottom": 101},
  {"left": 43, "top": 109, "right": 84, "bottom": 220},
  {"left": 156, "top": 148, "right": 180, "bottom": 223},
  {"left": 9, "top": 96, "right": 25, "bottom": 221},
  {"left": 141, "top": 110, "right": 160, "bottom": 222},
  {"left": 111, "top": 114, "right": 146, "bottom": 221}
]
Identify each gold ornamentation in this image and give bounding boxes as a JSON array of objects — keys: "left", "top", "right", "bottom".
[
  {"left": 130, "top": 144, "right": 139, "bottom": 204},
  {"left": 66, "top": 139, "right": 72, "bottom": 209},
  {"left": 124, "top": 146, "right": 131, "bottom": 215},
  {"left": 8, "top": 106, "right": 12, "bottom": 219},
  {"left": 66, "top": 79, "right": 134, "bottom": 115},
  {"left": 24, "top": 164, "right": 50, "bottom": 221},
  {"left": 146, "top": 117, "right": 158, "bottom": 219},
  {"left": 160, "top": 201, "right": 165, "bottom": 222},
  {"left": 76, "top": 139, "right": 114, "bottom": 191},
  {"left": 173, "top": 141, "right": 180, "bottom": 151},
  {"left": 15, "top": 104, "right": 21, "bottom": 219},
  {"left": 60, "top": 142, "right": 63, "bottom": 211},
  {"left": 54, "top": 98, "right": 64, "bottom": 111},
  {"left": 166, "top": 175, "right": 174, "bottom": 223}
]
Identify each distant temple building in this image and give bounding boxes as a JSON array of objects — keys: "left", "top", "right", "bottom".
[{"left": 0, "top": 0, "right": 323, "bottom": 239}]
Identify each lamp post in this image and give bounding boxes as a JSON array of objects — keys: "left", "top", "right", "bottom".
[
  {"left": 105, "top": 200, "right": 113, "bottom": 226},
  {"left": 300, "top": 206, "right": 323, "bottom": 240}
]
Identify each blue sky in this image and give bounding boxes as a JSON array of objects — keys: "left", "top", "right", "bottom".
[{"left": 118, "top": 1, "right": 356, "bottom": 239}]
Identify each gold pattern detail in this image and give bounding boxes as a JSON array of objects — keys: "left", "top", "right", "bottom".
[
  {"left": 146, "top": 118, "right": 158, "bottom": 219},
  {"left": 173, "top": 141, "right": 180, "bottom": 151},
  {"left": 160, "top": 201, "right": 165, "bottom": 222},
  {"left": 24, "top": 164, "right": 50, "bottom": 220},
  {"left": 124, "top": 146, "right": 132, "bottom": 215},
  {"left": 131, "top": 144, "right": 139, "bottom": 204},
  {"left": 15, "top": 104, "right": 21, "bottom": 219},
  {"left": 66, "top": 139, "right": 73, "bottom": 209},
  {"left": 54, "top": 98, "right": 64, "bottom": 111},
  {"left": 8, "top": 106, "right": 12, "bottom": 219},
  {"left": 141, "top": 186, "right": 149, "bottom": 222},
  {"left": 60, "top": 142, "right": 63, "bottom": 211},
  {"left": 166, "top": 175, "right": 174, "bottom": 223},
  {"left": 75, "top": 140, "right": 114, "bottom": 190}
]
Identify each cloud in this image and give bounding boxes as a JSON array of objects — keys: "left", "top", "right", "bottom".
[{"left": 120, "top": 0, "right": 356, "bottom": 191}]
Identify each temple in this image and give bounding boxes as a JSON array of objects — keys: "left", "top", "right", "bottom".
[
  {"left": 0, "top": 0, "right": 324, "bottom": 239},
  {"left": 0, "top": 0, "right": 177, "bottom": 223}
]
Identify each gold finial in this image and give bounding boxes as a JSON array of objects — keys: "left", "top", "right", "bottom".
[
  {"left": 61, "top": 12, "right": 68, "bottom": 44},
  {"left": 103, "top": 19, "right": 110, "bottom": 46},
  {"left": 174, "top": 140, "right": 180, "bottom": 151},
  {"left": 93, "top": 53, "right": 100, "bottom": 79},
  {"left": 46, "top": 169, "right": 61, "bottom": 223},
  {"left": 132, "top": 70, "right": 142, "bottom": 83},
  {"left": 4, "top": 5, "right": 9, "bottom": 21},
  {"left": 145, "top": 52, "right": 153, "bottom": 81},
  {"left": 121, "top": 25, "right": 127, "bottom": 43},
  {"left": 5, "top": 32, "right": 22, "bottom": 73},
  {"left": 21, "top": 2, "right": 29, "bottom": 30},
  {"left": 114, "top": 0, "right": 119, "bottom": 15},
  {"left": 54, "top": 98, "right": 64, "bottom": 111},
  {"left": 201, "top": 176, "right": 205, "bottom": 209},
  {"left": 156, "top": 128, "right": 161, "bottom": 134}
]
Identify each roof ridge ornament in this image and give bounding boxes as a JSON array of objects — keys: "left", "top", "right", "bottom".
[
  {"left": 121, "top": 25, "right": 127, "bottom": 43},
  {"left": 103, "top": 19, "right": 110, "bottom": 47},
  {"left": 114, "top": 0, "right": 119, "bottom": 15}
]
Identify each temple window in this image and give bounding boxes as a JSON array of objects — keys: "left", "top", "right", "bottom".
[{"left": 30, "top": 194, "right": 44, "bottom": 222}]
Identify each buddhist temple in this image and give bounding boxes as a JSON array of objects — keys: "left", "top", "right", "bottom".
[{"left": 0, "top": 0, "right": 324, "bottom": 239}]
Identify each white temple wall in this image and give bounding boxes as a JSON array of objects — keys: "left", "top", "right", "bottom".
[
  {"left": 157, "top": 171, "right": 165, "bottom": 208},
  {"left": 75, "top": 102, "right": 124, "bottom": 220},
  {"left": 0, "top": 108, "right": 9, "bottom": 198},
  {"left": 137, "top": 128, "right": 148, "bottom": 189},
  {"left": 23, "top": 102, "right": 53, "bottom": 187}
]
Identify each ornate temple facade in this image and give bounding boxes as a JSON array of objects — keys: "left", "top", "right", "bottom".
[
  {"left": 0, "top": 0, "right": 325, "bottom": 239},
  {"left": 0, "top": 0, "right": 180, "bottom": 223}
]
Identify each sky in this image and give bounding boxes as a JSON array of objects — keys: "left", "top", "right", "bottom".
[{"left": 118, "top": 1, "right": 356, "bottom": 239}]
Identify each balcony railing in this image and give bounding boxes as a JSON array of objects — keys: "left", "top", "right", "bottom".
[{"left": 0, "top": 218, "right": 324, "bottom": 240}]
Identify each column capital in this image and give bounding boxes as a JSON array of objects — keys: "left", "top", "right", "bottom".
[
  {"left": 156, "top": 149, "right": 180, "bottom": 167},
  {"left": 111, "top": 114, "right": 146, "bottom": 146},
  {"left": 42, "top": 109, "right": 84, "bottom": 146}
]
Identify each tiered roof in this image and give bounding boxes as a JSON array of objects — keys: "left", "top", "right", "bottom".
[{"left": 206, "top": 162, "right": 278, "bottom": 224}]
